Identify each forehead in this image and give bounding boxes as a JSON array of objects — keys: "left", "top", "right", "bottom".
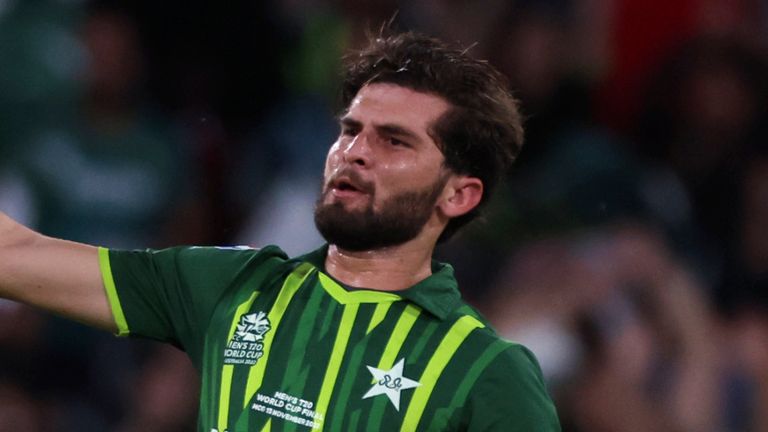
[{"left": 345, "top": 83, "right": 451, "bottom": 137}]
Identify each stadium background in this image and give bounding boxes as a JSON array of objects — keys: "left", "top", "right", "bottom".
[{"left": 1, "top": 0, "right": 767, "bottom": 430}]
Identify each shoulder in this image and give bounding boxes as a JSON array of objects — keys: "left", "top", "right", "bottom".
[
  {"left": 119, "top": 244, "right": 289, "bottom": 269},
  {"left": 464, "top": 337, "right": 560, "bottom": 431},
  {"left": 457, "top": 319, "right": 548, "bottom": 389},
  {"left": 454, "top": 312, "right": 549, "bottom": 400},
  {"left": 442, "top": 307, "right": 550, "bottom": 396},
  {"left": 483, "top": 341, "right": 550, "bottom": 395},
  {"left": 171, "top": 244, "right": 287, "bottom": 260},
  {"left": 106, "top": 244, "right": 292, "bottom": 288},
  {"left": 443, "top": 307, "right": 560, "bottom": 430}
]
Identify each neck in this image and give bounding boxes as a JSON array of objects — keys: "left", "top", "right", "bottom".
[{"left": 324, "top": 239, "right": 436, "bottom": 291}]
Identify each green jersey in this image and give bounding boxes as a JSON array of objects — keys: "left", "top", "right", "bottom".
[{"left": 99, "top": 244, "right": 560, "bottom": 431}]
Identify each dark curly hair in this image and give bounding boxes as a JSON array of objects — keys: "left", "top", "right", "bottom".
[{"left": 340, "top": 31, "right": 524, "bottom": 242}]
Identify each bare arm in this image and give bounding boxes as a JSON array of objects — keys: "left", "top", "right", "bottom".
[{"left": 0, "top": 211, "right": 116, "bottom": 332}]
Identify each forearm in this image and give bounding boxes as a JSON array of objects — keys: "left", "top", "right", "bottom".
[{"left": 0, "top": 212, "right": 116, "bottom": 331}]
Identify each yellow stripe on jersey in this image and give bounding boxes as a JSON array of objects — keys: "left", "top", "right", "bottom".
[
  {"left": 98, "top": 247, "right": 129, "bottom": 336},
  {"left": 217, "top": 290, "right": 260, "bottom": 431},
  {"left": 375, "top": 304, "right": 421, "bottom": 373},
  {"left": 261, "top": 419, "right": 272, "bottom": 432},
  {"left": 366, "top": 302, "right": 393, "bottom": 335},
  {"left": 318, "top": 272, "right": 402, "bottom": 304},
  {"left": 243, "top": 262, "right": 315, "bottom": 408},
  {"left": 314, "top": 303, "right": 360, "bottom": 431},
  {"left": 400, "top": 315, "right": 485, "bottom": 431}
]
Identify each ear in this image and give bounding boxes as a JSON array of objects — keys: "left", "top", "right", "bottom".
[{"left": 437, "top": 175, "right": 483, "bottom": 218}]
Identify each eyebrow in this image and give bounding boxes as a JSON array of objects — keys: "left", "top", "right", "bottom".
[
  {"left": 339, "top": 116, "right": 362, "bottom": 130},
  {"left": 338, "top": 116, "right": 423, "bottom": 144}
]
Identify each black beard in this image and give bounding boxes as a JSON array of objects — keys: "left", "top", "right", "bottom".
[{"left": 313, "top": 178, "right": 446, "bottom": 251}]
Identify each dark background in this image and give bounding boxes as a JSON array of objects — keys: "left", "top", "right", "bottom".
[{"left": 1, "top": 0, "right": 767, "bottom": 430}]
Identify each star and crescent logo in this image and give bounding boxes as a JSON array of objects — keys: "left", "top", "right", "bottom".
[{"left": 362, "top": 358, "right": 421, "bottom": 411}]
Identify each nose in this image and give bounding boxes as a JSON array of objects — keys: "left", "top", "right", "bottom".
[{"left": 342, "top": 132, "right": 372, "bottom": 167}]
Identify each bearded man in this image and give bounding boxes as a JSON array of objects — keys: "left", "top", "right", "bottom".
[{"left": 0, "top": 32, "right": 560, "bottom": 431}]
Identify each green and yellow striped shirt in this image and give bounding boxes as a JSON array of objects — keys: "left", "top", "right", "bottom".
[{"left": 99, "top": 244, "right": 560, "bottom": 431}]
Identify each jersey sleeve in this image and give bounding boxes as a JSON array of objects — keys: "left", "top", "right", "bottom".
[
  {"left": 465, "top": 343, "right": 561, "bottom": 431},
  {"left": 99, "top": 245, "right": 287, "bottom": 360}
]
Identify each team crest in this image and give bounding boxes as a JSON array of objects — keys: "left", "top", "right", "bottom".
[{"left": 224, "top": 311, "right": 271, "bottom": 365}]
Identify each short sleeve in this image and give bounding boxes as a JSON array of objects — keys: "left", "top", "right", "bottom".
[
  {"left": 99, "top": 245, "right": 287, "bottom": 362},
  {"left": 465, "top": 344, "right": 561, "bottom": 431}
]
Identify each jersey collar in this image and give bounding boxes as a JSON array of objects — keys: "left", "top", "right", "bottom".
[{"left": 296, "top": 245, "right": 462, "bottom": 320}]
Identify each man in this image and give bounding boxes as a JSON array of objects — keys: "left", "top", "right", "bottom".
[{"left": 0, "top": 32, "right": 560, "bottom": 431}]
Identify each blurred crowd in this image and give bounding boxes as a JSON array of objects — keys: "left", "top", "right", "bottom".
[{"left": 1, "top": 0, "right": 767, "bottom": 431}]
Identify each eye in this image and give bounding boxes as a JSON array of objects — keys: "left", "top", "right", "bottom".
[
  {"left": 387, "top": 136, "right": 408, "bottom": 147},
  {"left": 339, "top": 123, "right": 360, "bottom": 138},
  {"left": 340, "top": 126, "right": 355, "bottom": 137}
]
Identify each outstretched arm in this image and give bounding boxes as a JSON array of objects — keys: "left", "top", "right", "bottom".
[{"left": 0, "top": 211, "right": 115, "bottom": 332}]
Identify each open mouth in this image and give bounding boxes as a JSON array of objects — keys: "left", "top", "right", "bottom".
[
  {"left": 329, "top": 175, "right": 371, "bottom": 198},
  {"left": 336, "top": 180, "right": 359, "bottom": 192}
]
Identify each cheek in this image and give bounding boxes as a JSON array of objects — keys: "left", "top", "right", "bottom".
[
  {"left": 324, "top": 142, "right": 342, "bottom": 175},
  {"left": 384, "top": 159, "right": 412, "bottom": 172},
  {"left": 385, "top": 157, "right": 443, "bottom": 187}
]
